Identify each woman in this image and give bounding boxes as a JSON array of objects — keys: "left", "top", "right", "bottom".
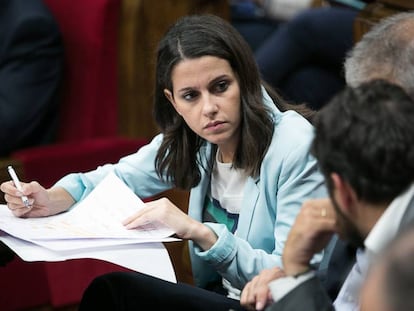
[{"left": 1, "top": 14, "right": 326, "bottom": 310}]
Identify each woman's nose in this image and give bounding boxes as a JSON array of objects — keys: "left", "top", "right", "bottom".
[{"left": 201, "top": 94, "right": 218, "bottom": 115}]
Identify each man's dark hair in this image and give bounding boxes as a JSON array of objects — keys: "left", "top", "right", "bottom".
[{"left": 312, "top": 79, "right": 414, "bottom": 203}]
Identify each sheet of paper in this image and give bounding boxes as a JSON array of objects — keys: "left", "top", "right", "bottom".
[
  {"left": 29, "top": 236, "right": 180, "bottom": 251},
  {"left": 0, "top": 233, "right": 177, "bottom": 283},
  {"left": 0, "top": 172, "right": 175, "bottom": 242}
]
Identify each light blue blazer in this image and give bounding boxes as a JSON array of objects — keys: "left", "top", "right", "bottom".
[{"left": 55, "top": 90, "right": 327, "bottom": 290}]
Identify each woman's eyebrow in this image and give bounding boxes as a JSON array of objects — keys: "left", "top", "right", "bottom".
[
  {"left": 208, "top": 74, "right": 230, "bottom": 86},
  {"left": 176, "top": 86, "right": 196, "bottom": 94}
]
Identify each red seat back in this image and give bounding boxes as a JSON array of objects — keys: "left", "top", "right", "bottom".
[
  {"left": 1, "top": 1, "right": 149, "bottom": 310},
  {"left": 43, "top": 0, "right": 120, "bottom": 141}
]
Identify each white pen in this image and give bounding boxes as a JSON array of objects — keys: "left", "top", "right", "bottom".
[{"left": 7, "top": 165, "right": 30, "bottom": 208}]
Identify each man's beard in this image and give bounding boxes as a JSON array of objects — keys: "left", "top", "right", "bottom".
[{"left": 331, "top": 197, "right": 366, "bottom": 249}]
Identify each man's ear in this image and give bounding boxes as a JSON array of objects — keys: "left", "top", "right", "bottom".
[{"left": 330, "top": 173, "right": 358, "bottom": 215}]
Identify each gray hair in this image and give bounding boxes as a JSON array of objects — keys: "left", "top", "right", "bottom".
[{"left": 344, "top": 12, "right": 414, "bottom": 99}]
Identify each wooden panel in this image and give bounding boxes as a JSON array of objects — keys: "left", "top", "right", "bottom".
[
  {"left": 378, "top": 0, "right": 414, "bottom": 10},
  {"left": 353, "top": 2, "right": 405, "bottom": 42},
  {"left": 118, "top": 0, "right": 230, "bottom": 140}
]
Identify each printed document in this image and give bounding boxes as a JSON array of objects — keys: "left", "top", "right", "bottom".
[
  {"left": 0, "top": 172, "right": 175, "bottom": 242},
  {"left": 0, "top": 172, "right": 180, "bottom": 282}
]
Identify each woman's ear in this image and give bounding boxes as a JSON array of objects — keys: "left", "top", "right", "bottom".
[
  {"left": 164, "top": 89, "right": 175, "bottom": 106},
  {"left": 330, "top": 173, "right": 358, "bottom": 215},
  {"left": 164, "top": 89, "right": 182, "bottom": 116}
]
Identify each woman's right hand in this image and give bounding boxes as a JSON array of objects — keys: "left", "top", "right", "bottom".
[{"left": 0, "top": 180, "right": 74, "bottom": 218}]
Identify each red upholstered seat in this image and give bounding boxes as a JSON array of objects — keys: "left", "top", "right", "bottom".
[{"left": 0, "top": 0, "right": 149, "bottom": 309}]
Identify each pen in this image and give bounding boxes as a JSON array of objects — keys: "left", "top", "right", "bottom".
[{"left": 7, "top": 165, "right": 30, "bottom": 208}]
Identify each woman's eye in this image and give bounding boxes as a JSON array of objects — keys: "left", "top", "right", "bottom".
[
  {"left": 214, "top": 80, "right": 229, "bottom": 93},
  {"left": 182, "top": 91, "right": 197, "bottom": 101}
]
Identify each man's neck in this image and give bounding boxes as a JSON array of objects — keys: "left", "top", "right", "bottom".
[{"left": 357, "top": 202, "right": 388, "bottom": 238}]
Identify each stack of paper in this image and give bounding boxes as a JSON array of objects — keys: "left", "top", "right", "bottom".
[{"left": 0, "top": 172, "right": 178, "bottom": 283}]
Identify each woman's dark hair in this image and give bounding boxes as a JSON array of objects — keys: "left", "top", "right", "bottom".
[{"left": 153, "top": 14, "right": 313, "bottom": 190}]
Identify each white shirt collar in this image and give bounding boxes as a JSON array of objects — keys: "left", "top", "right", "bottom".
[{"left": 365, "top": 183, "right": 414, "bottom": 256}]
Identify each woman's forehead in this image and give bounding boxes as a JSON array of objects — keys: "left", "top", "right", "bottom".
[{"left": 170, "top": 56, "right": 234, "bottom": 89}]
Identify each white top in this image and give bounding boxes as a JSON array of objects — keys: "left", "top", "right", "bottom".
[
  {"left": 211, "top": 150, "right": 247, "bottom": 215},
  {"left": 211, "top": 150, "right": 247, "bottom": 299}
]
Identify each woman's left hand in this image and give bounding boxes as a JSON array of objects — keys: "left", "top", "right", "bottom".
[
  {"left": 240, "top": 267, "right": 286, "bottom": 310},
  {"left": 122, "top": 197, "right": 217, "bottom": 250}
]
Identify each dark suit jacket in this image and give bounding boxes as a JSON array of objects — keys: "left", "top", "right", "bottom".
[
  {"left": 0, "top": 0, "right": 63, "bottom": 156},
  {"left": 266, "top": 277, "right": 335, "bottom": 311},
  {"left": 266, "top": 195, "right": 414, "bottom": 311},
  {"left": 316, "top": 235, "right": 356, "bottom": 300}
]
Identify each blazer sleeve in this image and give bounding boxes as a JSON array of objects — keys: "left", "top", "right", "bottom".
[{"left": 265, "top": 277, "right": 335, "bottom": 311}]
